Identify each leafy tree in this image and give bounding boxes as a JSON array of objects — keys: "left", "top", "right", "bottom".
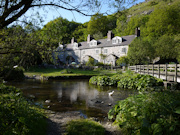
[
  {"left": 153, "top": 34, "right": 177, "bottom": 60},
  {"left": 87, "top": 13, "right": 117, "bottom": 37},
  {"left": 86, "top": 57, "right": 95, "bottom": 66},
  {"left": 127, "top": 37, "right": 155, "bottom": 65},
  {"left": 0, "top": 25, "right": 42, "bottom": 69},
  {"left": 116, "top": 56, "right": 129, "bottom": 66},
  {"left": 144, "top": 2, "right": 180, "bottom": 37},
  {"left": 41, "top": 17, "right": 81, "bottom": 44},
  {"left": 72, "top": 22, "right": 88, "bottom": 42}
]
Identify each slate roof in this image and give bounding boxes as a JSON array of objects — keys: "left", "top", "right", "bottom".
[{"left": 61, "top": 35, "right": 136, "bottom": 51}]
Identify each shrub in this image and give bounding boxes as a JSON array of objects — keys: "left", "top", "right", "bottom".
[
  {"left": 89, "top": 76, "right": 99, "bottom": 85},
  {"left": 108, "top": 91, "right": 180, "bottom": 135},
  {"left": 1, "top": 67, "right": 25, "bottom": 81},
  {"left": 0, "top": 84, "right": 47, "bottom": 135},
  {"left": 89, "top": 72, "right": 164, "bottom": 92},
  {"left": 97, "top": 76, "right": 110, "bottom": 86}
]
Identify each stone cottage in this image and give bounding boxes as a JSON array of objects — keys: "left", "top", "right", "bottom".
[{"left": 53, "top": 28, "right": 140, "bottom": 66}]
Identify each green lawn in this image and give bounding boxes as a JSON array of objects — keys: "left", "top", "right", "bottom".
[{"left": 25, "top": 68, "right": 117, "bottom": 77}]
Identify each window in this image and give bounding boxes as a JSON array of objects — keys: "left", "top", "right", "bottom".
[
  {"left": 96, "top": 50, "right": 99, "bottom": 54},
  {"left": 104, "top": 49, "right": 108, "bottom": 54},
  {"left": 89, "top": 40, "right": 97, "bottom": 47},
  {"left": 112, "top": 36, "right": 122, "bottom": 44},
  {"left": 122, "top": 48, "right": 126, "bottom": 53}
]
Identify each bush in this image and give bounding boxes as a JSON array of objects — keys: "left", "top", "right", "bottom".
[
  {"left": 1, "top": 67, "right": 25, "bottom": 81},
  {"left": 90, "top": 72, "right": 164, "bottom": 92},
  {"left": 108, "top": 91, "right": 180, "bottom": 135},
  {"left": 0, "top": 84, "right": 47, "bottom": 135}
]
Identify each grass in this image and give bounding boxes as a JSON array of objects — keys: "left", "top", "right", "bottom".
[
  {"left": 66, "top": 119, "right": 105, "bottom": 135},
  {"left": 25, "top": 67, "right": 117, "bottom": 77}
]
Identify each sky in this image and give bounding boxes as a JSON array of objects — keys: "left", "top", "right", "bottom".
[{"left": 23, "top": 0, "right": 145, "bottom": 27}]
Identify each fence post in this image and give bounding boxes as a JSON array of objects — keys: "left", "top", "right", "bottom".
[
  {"left": 175, "top": 64, "right": 177, "bottom": 82},
  {"left": 158, "top": 64, "right": 160, "bottom": 79},
  {"left": 140, "top": 65, "right": 141, "bottom": 74},
  {"left": 135, "top": 65, "right": 137, "bottom": 73},
  {"left": 147, "top": 64, "right": 149, "bottom": 74},
  {"left": 165, "top": 64, "right": 167, "bottom": 81},
  {"left": 152, "top": 64, "right": 154, "bottom": 76}
]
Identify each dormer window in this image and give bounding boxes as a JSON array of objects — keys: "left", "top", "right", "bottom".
[
  {"left": 73, "top": 42, "right": 79, "bottom": 50},
  {"left": 112, "top": 36, "right": 122, "bottom": 44},
  {"left": 89, "top": 39, "right": 97, "bottom": 47}
]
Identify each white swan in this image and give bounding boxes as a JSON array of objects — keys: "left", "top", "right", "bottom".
[{"left": 108, "top": 91, "right": 114, "bottom": 96}]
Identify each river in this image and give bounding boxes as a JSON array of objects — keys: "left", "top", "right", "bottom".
[{"left": 7, "top": 79, "right": 136, "bottom": 121}]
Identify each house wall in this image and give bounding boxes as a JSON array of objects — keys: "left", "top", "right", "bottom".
[{"left": 57, "top": 45, "right": 128, "bottom": 66}]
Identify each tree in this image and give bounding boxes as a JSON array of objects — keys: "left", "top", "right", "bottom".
[
  {"left": 0, "top": 0, "right": 137, "bottom": 29},
  {"left": 127, "top": 37, "right": 155, "bottom": 65},
  {"left": 0, "top": 25, "right": 42, "bottom": 69},
  {"left": 153, "top": 34, "right": 177, "bottom": 60},
  {"left": 116, "top": 56, "right": 129, "bottom": 66},
  {"left": 87, "top": 13, "right": 117, "bottom": 37},
  {"left": 143, "top": 2, "right": 180, "bottom": 37}
]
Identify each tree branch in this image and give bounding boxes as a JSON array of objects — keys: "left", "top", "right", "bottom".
[{"left": 31, "top": 3, "right": 93, "bottom": 16}]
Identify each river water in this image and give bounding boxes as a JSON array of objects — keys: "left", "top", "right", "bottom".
[{"left": 7, "top": 79, "right": 136, "bottom": 120}]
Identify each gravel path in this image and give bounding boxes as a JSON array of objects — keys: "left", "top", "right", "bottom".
[{"left": 45, "top": 110, "right": 122, "bottom": 135}]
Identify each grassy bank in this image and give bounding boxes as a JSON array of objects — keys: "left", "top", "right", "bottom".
[
  {"left": 0, "top": 84, "right": 47, "bottom": 135},
  {"left": 66, "top": 119, "right": 105, "bottom": 135},
  {"left": 25, "top": 67, "right": 117, "bottom": 77}
]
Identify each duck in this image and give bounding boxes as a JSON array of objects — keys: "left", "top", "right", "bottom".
[
  {"left": 108, "top": 91, "right": 114, "bottom": 96},
  {"left": 45, "top": 99, "right": 51, "bottom": 103}
]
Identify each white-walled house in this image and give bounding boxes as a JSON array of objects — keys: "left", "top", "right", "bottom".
[{"left": 53, "top": 28, "right": 140, "bottom": 66}]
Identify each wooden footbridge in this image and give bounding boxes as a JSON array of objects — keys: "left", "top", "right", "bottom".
[{"left": 128, "top": 64, "right": 180, "bottom": 83}]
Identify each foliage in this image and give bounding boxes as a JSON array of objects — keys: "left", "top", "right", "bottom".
[
  {"left": 89, "top": 71, "right": 164, "bottom": 92},
  {"left": 116, "top": 56, "right": 129, "bottom": 66},
  {"left": 0, "top": 26, "right": 42, "bottom": 69},
  {"left": 87, "top": 13, "right": 117, "bottom": 37},
  {"left": 86, "top": 57, "right": 95, "bottom": 67},
  {"left": 108, "top": 91, "right": 180, "bottom": 135},
  {"left": 128, "top": 37, "right": 155, "bottom": 65},
  {"left": 0, "top": 84, "right": 47, "bottom": 135},
  {"left": 66, "top": 119, "right": 105, "bottom": 135},
  {"left": 0, "top": 67, "right": 25, "bottom": 81}
]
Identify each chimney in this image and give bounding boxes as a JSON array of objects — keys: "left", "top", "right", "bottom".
[
  {"left": 107, "top": 31, "right": 114, "bottom": 41},
  {"left": 87, "top": 34, "right": 91, "bottom": 43},
  {"left": 71, "top": 37, "right": 75, "bottom": 45},
  {"left": 71, "top": 37, "right": 77, "bottom": 45},
  {"left": 87, "top": 34, "right": 93, "bottom": 43},
  {"left": 135, "top": 27, "right": 140, "bottom": 37}
]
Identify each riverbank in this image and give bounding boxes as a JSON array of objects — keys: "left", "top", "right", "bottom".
[
  {"left": 24, "top": 68, "right": 117, "bottom": 78},
  {"left": 45, "top": 110, "right": 121, "bottom": 135}
]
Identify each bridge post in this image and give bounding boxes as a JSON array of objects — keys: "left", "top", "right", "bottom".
[
  {"left": 158, "top": 64, "right": 160, "bottom": 79},
  {"left": 152, "top": 64, "right": 154, "bottom": 76},
  {"left": 165, "top": 64, "right": 167, "bottom": 81},
  {"left": 175, "top": 64, "right": 177, "bottom": 82},
  {"left": 140, "top": 65, "right": 141, "bottom": 74}
]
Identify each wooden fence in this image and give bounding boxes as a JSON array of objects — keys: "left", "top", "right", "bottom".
[{"left": 128, "top": 64, "right": 180, "bottom": 83}]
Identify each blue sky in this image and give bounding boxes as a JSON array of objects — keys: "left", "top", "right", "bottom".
[{"left": 23, "top": 0, "right": 145, "bottom": 27}]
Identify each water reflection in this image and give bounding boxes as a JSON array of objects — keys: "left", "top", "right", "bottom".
[{"left": 7, "top": 79, "right": 136, "bottom": 119}]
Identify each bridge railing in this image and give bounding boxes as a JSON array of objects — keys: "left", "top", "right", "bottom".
[{"left": 128, "top": 64, "right": 180, "bottom": 83}]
